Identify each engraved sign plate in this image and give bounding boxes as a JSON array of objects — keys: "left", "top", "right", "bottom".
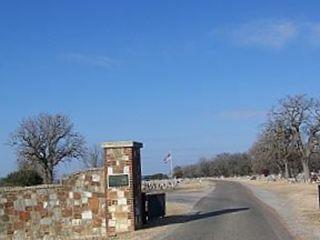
[{"left": 108, "top": 174, "right": 129, "bottom": 188}]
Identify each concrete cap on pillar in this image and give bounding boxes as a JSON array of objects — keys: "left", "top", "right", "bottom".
[{"left": 101, "top": 141, "right": 143, "bottom": 149}]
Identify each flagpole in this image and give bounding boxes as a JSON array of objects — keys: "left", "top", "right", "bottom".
[{"left": 170, "top": 151, "right": 173, "bottom": 179}]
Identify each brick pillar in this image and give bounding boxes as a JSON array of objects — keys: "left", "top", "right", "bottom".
[{"left": 102, "top": 141, "right": 143, "bottom": 236}]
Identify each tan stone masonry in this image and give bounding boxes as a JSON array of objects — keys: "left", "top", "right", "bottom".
[
  {"left": 0, "top": 141, "right": 144, "bottom": 239},
  {"left": 103, "top": 141, "right": 143, "bottom": 236},
  {"left": 0, "top": 168, "right": 106, "bottom": 239}
]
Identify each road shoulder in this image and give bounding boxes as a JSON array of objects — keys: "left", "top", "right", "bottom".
[{"left": 240, "top": 180, "right": 320, "bottom": 240}]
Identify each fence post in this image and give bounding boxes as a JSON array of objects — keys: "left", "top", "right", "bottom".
[{"left": 318, "top": 185, "right": 320, "bottom": 209}]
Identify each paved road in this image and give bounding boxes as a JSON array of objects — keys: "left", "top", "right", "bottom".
[{"left": 162, "top": 181, "right": 293, "bottom": 240}]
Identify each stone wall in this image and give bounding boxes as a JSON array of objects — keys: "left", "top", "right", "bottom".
[{"left": 0, "top": 168, "right": 106, "bottom": 240}]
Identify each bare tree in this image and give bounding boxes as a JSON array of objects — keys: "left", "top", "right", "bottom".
[
  {"left": 250, "top": 133, "right": 284, "bottom": 175},
  {"left": 261, "top": 120, "right": 293, "bottom": 178},
  {"left": 271, "top": 95, "right": 320, "bottom": 181},
  {"left": 81, "top": 144, "right": 104, "bottom": 169},
  {"left": 9, "top": 113, "right": 85, "bottom": 184}
]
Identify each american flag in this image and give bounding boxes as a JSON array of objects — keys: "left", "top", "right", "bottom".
[{"left": 163, "top": 152, "right": 171, "bottom": 164}]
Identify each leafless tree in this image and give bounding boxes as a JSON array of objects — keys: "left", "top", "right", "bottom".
[
  {"left": 9, "top": 113, "right": 85, "bottom": 184},
  {"left": 271, "top": 95, "right": 320, "bottom": 181},
  {"left": 250, "top": 134, "right": 279, "bottom": 175},
  {"left": 256, "top": 120, "right": 293, "bottom": 178},
  {"left": 81, "top": 144, "right": 104, "bottom": 169}
]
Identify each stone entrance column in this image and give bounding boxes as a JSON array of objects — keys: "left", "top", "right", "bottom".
[{"left": 102, "top": 141, "right": 143, "bottom": 236}]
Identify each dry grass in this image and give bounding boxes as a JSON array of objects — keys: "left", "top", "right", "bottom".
[
  {"left": 173, "top": 179, "right": 211, "bottom": 193},
  {"left": 245, "top": 181, "right": 320, "bottom": 221}
]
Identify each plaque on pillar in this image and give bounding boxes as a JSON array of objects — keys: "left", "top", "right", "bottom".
[{"left": 108, "top": 174, "right": 129, "bottom": 188}]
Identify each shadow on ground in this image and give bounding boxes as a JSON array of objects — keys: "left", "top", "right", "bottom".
[{"left": 141, "top": 207, "right": 250, "bottom": 229}]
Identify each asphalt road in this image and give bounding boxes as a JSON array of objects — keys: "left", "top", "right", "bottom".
[{"left": 162, "top": 181, "right": 293, "bottom": 240}]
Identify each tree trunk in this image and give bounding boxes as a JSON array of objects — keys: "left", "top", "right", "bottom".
[
  {"left": 284, "top": 161, "right": 290, "bottom": 179},
  {"left": 302, "top": 159, "right": 310, "bottom": 182},
  {"left": 289, "top": 167, "right": 294, "bottom": 179},
  {"left": 275, "top": 162, "right": 283, "bottom": 177},
  {"left": 43, "top": 167, "right": 53, "bottom": 184}
]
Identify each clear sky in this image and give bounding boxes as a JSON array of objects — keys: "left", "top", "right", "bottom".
[{"left": 1, "top": 1, "right": 320, "bottom": 177}]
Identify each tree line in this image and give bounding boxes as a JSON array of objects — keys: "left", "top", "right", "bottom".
[
  {"left": 2, "top": 94, "right": 320, "bottom": 186},
  {"left": 174, "top": 95, "right": 320, "bottom": 182},
  {"left": 173, "top": 153, "right": 252, "bottom": 178}
]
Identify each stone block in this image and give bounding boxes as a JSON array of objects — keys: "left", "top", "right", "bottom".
[
  {"left": 53, "top": 208, "right": 61, "bottom": 220},
  {"left": 69, "top": 192, "right": 74, "bottom": 199},
  {"left": 83, "top": 191, "right": 92, "bottom": 198},
  {"left": 117, "top": 191, "right": 124, "bottom": 198},
  {"left": 49, "top": 193, "right": 57, "bottom": 200},
  {"left": 102, "top": 219, "right": 106, "bottom": 228},
  {"left": 72, "top": 219, "right": 81, "bottom": 226},
  {"left": 74, "top": 213, "right": 82, "bottom": 219},
  {"left": 30, "top": 212, "right": 40, "bottom": 222},
  {"left": 122, "top": 155, "right": 129, "bottom": 161},
  {"left": 36, "top": 188, "right": 48, "bottom": 196},
  {"left": 13, "top": 230, "right": 24, "bottom": 240},
  {"left": 92, "top": 217, "right": 102, "bottom": 227},
  {"left": 73, "top": 192, "right": 81, "bottom": 200},
  {"left": 19, "top": 211, "right": 30, "bottom": 221},
  {"left": 118, "top": 198, "right": 127, "bottom": 206},
  {"left": 115, "top": 212, "right": 127, "bottom": 219},
  {"left": 25, "top": 199, "right": 37, "bottom": 207},
  {"left": 108, "top": 219, "right": 116, "bottom": 227},
  {"left": 13, "top": 221, "right": 23, "bottom": 230},
  {"left": 123, "top": 166, "right": 129, "bottom": 174},
  {"left": 62, "top": 208, "right": 72, "bottom": 217},
  {"left": 88, "top": 198, "right": 99, "bottom": 214},
  {"left": 13, "top": 200, "right": 25, "bottom": 211},
  {"left": 92, "top": 174, "right": 101, "bottom": 182},
  {"left": 1, "top": 215, "right": 9, "bottom": 222},
  {"left": 40, "top": 217, "right": 52, "bottom": 225},
  {"left": 116, "top": 223, "right": 128, "bottom": 232},
  {"left": 81, "top": 211, "right": 92, "bottom": 220},
  {"left": 49, "top": 200, "right": 59, "bottom": 207},
  {"left": 108, "top": 205, "right": 116, "bottom": 213},
  {"left": 109, "top": 191, "right": 117, "bottom": 199},
  {"left": 121, "top": 205, "right": 129, "bottom": 212}
]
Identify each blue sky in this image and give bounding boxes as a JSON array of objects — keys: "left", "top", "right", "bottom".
[{"left": 1, "top": 1, "right": 320, "bottom": 177}]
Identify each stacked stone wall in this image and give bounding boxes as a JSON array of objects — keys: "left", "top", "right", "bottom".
[{"left": 0, "top": 168, "right": 106, "bottom": 240}]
